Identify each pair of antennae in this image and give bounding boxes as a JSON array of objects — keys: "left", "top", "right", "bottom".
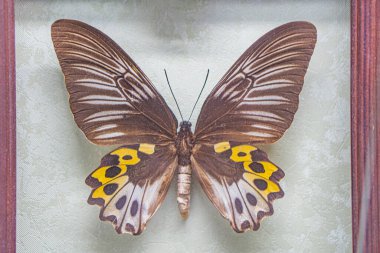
[{"left": 164, "top": 69, "right": 210, "bottom": 122}]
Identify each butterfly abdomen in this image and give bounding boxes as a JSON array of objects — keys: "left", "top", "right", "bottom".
[
  {"left": 176, "top": 121, "right": 194, "bottom": 218},
  {"left": 177, "top": 164, "right": 191, "bottom": 219}
]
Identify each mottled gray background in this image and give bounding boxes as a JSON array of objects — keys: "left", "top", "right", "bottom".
[{"left": 16, "top": 0, "right": 351, "bottom": 252}]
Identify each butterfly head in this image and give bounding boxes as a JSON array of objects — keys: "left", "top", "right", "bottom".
[{"left": 179, "top": 121, "right": 192, "bottom": 132}]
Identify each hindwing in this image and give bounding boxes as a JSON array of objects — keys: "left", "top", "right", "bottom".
[
  {"left": 192, "top": 142, "right": 284, "bottom": 232},
  {"left": 86, "top": 143, "right": 177, "bottom": 235}
]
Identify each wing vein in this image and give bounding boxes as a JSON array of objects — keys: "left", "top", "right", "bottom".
[
  {"left": 235, "top": 181, "right": 255, "bottom": 224},
  {"left": 120, "top": 184, "right": 137, "bottom": 229}
]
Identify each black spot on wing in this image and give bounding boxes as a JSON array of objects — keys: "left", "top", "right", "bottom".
[
  {"left": 104, "top": 183, "right": 118, "bottom": 195},
  {"left": 249, "top": 162, "right": 265, "bottom": 173},
  {"left": 130, "top": 200, "right": 139, "bottom": 217},
  {"left": 241, "top": 220, "right": 251, "bottom": 230},
  {"left": 253, "top": 179, "right": 267, "bottom": 191},
  {"left": 125, "top": 223, "right": 135, "bottom": 234},
  {"left": 123, "top": 154, "right": 133, "bottom": 160},
  {"left": 105, "top": 166, "right": 121, "bottom": 178},
  {"left": 235, "top": 198, "right": 243, "bottom": 214},
  {"left": 246, "top": 193, "right": 257, "bottom": 206},
  {"left": 115, "top": 196, "right": 127, "bottom": 210}
]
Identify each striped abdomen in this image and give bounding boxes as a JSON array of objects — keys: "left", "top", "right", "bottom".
[{"left": 177, "top": 164, "right": 192, "bottom": 218}]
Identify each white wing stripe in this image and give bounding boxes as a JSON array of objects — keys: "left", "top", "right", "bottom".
[
  {"left": 239, "top": 100, "right": 290, "bottom": 106},
  {"left": 84, "top": 110, "right": 134, "bottom": 121},
  {"left": 77, "top": 100, "right": 131, "bottom": 105},
  {"left": 59, "top": 31, "right": 113, "bottom": 57},
  {"left": 70, "top": 63, "right": 119, "bottom": 76},
  {"left": 251, "top": 83, "right": 297, "bottom": 92},
  {"left": 64, "top": 51, "right": 125, "bottom": 74},
  {"left": 86, "top": 115, "right": 124, "bottom": 123},
  {"left": 92, "top": 124, "right": 118, "bottom": 132},
  {"left": 78, "top": 95, "right": 126, "bottom": 101},
  {"left": 255, "top": 65, "right": 302, "bottom": 78},
  {"left": 245, "top": 131, "right": 276, "bottom": 138},
  {"left": 75, "top": 82, "right": 118, "bottom": 90},
  {"left": 94, "top": 132, "right": 126, "bottom": 140},
  {"left": 249, "top": 95, "right": 290, "bottom": 102}
]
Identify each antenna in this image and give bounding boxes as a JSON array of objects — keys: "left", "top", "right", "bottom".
[
  {"left": 164, "top": 69, "right": 184, "bottom": 121},
  {"left": 188, "top": 69, "right": 209, "bottom": 121}
]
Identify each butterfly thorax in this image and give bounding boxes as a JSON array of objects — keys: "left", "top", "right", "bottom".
[{"left": 176, "top": 121, "right": 194, "bottom": 166}]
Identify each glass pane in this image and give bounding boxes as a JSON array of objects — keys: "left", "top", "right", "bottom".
[{"left": 16, "top": 0, "right": 351, "bottom": 252}]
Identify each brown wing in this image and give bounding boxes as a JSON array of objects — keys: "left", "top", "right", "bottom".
[
  {"left": 51, "top": 19, "right": 177, "bottom": 145},
  {"left": 194, "top": 22, "right": 317, "bottom": 144},
  {"left": 192, "top": 142, "right": 284, "bottom": 232},
  {"left": 86, "top": 143, "right": 177, "bottom": 235}
]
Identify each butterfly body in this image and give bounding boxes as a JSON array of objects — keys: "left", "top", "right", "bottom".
[
  {"left": 51, "top": 19, "right": 317, "bottom": 235},
  {"left": 175, "top": 121, "right": 194, "bottom": 218}
]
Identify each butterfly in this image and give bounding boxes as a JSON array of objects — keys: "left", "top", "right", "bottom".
[{"left": 51, "top": 19, "right": 317, "bottom": 235}]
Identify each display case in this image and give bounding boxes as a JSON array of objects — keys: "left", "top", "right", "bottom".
[{"left": 0, "top": 0, "right": 379, "bottom": 252}]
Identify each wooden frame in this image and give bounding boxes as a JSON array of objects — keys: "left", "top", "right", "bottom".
[
  {"left": 0, "top": 0, "right": 15, "bottom": 252},
  {"left": 0, "top": 0, "right": 378, "bottom": 252},
  {"left": 351, "top": 1, "right": 380, "bottom": 252}
]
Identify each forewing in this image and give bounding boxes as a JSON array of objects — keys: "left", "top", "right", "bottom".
[
  {"left": 51, "top": 19, "right": 178, "bottom": 145},
  {"left": 86, "top": 143, "right": 177, "bottom": 235},
  {"left": 192, "top": 142, "right": 284, "bottom": 232},
  {"left": 195, "top": 22, "right": 317, "bottom": 144}
]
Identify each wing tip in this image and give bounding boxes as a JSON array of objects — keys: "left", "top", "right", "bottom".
[
  {"left": 281, "top": 21, "right": 317, "bottom": 32},
  {"left": 51, "top": 19, "right": 66, "bottom": 28},
  {"left": 51, "top": 19, "right": 71, "bottom": 36},
  {"left": 51, "top": 19, "right": 83, "bottom": 30},
  {"left": 275, "top": 21, "right": 317, "bottom": 45}
]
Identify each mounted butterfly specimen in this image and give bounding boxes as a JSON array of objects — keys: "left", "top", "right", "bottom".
[{"left": 51, "top": 19, "right": 317, "bottom": 235}]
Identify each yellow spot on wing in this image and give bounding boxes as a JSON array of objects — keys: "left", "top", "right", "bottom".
[
  {"left": 139, "top": 143, "right": 155, "bottom": 155},
  {"left": 111, "top": 148, "right": 140, "bottom": 165},
  {"left": 243, "top": 161, "right": 278, "bottom": 179},
  {"left": 92, "top": 176, "right": 129, "bottom": 204},
  {"left": 91, "top": 165, "right": 127, "bottom": 185},
  {"left": 230, "top": 145, "right": 257, "bottom": 162},
  {"left": 243, "top": 173, "right": 280, "bottom": 200},
  {"left": 214, "top": 142, "right": 231, "bottom": 153}
]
